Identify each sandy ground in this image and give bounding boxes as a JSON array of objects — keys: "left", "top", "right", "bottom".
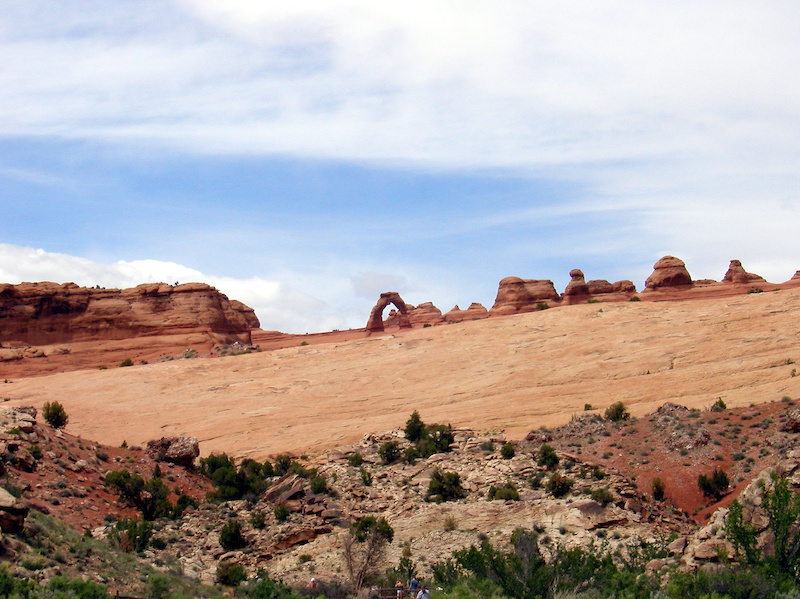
[{"left": 2, "top": 288, "right": 800, "bottom": 461}]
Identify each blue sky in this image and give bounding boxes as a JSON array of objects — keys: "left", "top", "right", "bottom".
[{"left": 2, "top": 1, "right": 800, "bottom": 332}]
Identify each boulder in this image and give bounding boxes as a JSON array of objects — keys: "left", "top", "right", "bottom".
[
  {"left": 406, "top": 302, "right": 443, "bottom": 327},
  {"left": 722, "top": 260, "right": 766, "bottom": 285},
  {"left": 782, "top": 408, "right": 800, "bottom": 432},
  {"left": 490, "top": 277, "right": 560, "bottom": 315},
  {"left": 644, "top": 256, "right": 693, "bottom": 290},
  {"left": 0, "top": 488, "right": 28, "bottom": 533},
  {"left": 146, "top": 437, "right": 200, "bottom": 467}
]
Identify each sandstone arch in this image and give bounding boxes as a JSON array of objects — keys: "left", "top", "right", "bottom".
[{"left": 366, "top": 292, "right": 412, "bottom": 332}]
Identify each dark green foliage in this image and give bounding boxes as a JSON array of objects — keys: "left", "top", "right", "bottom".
[
  {"left": 348, "top": 452, "right": 363, "bottom": 467},
  {"left": 350, "top": 516, "right": 394, "bottom": 543},
  {"left": 427, "top": 467, "right": 466, "bottom": 502},
  {"left": 500, "top": 442, "right": 515, "bottom": 459},
  {"left": 119, "top": 358, "right": 133, "bottom": 367},
  {"left": 488, "top": 482, "right": 519, "bottom": 501},
  {"left": 219, "top": 518, "right": 247, "bottom": 550},
  {"left": 537, "top": 444, "right": 559, "bottom": 470},
  {"left": 309, "top": 475, "right": 328, "bottom": 495},
  {"left": 43, "top": 400, "right": 68, "bottom": 428},
  {"left": 104, "top": 469, "right": 145, "bottom": 506},
  {"left": 546, "top": 473, "right": 574, "bottom": 498},
  {"left": 29, "top": 444, "right": 42, "bottom": 460},
  {"left": 604, "top": 401, "right": 630, "bottom": 422},
  {"left": 378, "top": 441, "right": 400, "bottom": 464},
  {"left": 630, "top": 296, "right": 641, "bottom": 301},
  {"left": 403, "top": 446, "right": 419, "bottom": 464},
  {"left": 216, "top": 561, "right": 248, "bottom": 586},
  {"left": 404, "top": 410, "right": 426, "bottom": 442},
  {"left": 698, "top": 468, "right": 729, "bottom": 499},
  {"left": 171, "top": 493, "right": 198, "bottom": 519},
  {"left": 251, "top": 511, "right": 267, "bottom": 529},
  {"left": 711, "top": 397, "right": 727, "bottom": 412},
  {"left": 242, "top": 574, "right": 303, "bottom": 599},
  {"left": 274, "top": 504, "right": 290, "bottom": 522},
  {"left": 653, "top": 477, "right": 666, "bottom": 501},
  {"left": 147, "top": 573, "right": 171, "bottom": 599},
  {"left": 275, "top": 454, "right": 293, "bottom": 475},
  {"left": 111, "top": 517, "right": 152, "bottom": 553},
  {"left": 104, "top": 469, "right": 176, "bottom": 520},
  {"left": 359, "top": 467, "right": 373, "bottom": 487},
  {"left": 590, "top": 487, "right": 615, "bottom": 506},
  {"left": 198, "top": 452, "right": 273, "bottom": 501},
  {"left": 727, "top": 475, "right": 800, "bottom": 579}
]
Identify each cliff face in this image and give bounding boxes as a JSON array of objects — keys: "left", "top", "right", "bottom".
[{"left": 0, "top": 282, "right": 259, "bottom": 346}]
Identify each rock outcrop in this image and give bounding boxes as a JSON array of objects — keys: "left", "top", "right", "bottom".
[
  {"left": 0, "top": 282, "right": 258, "bottom": 346},
  {"left": 563, "top": 269, "right": 590, "bottom": 304},
  {"left": 146, "top": 436, "right": 200, "bottom": 467},
  {"left": 0, "top": 488, "right": 28, "bottom": 533},
  {"left": 444, "top": 303, "right": 489, "bottom": 322},
  {"left": 644, "top": 256, "right": 693, "bottom": 290},
  {"left": 366, "top": 292, "right": 412, "bottom": 332},
  {"left": 490, "top": 277, "right": 560, "bottom": 315},
  {"left": 722, "top": 260, "right": 766, "bottom": 285},
  {"left": 407, "top": 302, "right": 444, "bottom": 327}
]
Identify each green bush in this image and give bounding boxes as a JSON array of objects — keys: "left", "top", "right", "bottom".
[
  {"left": 119, "top": 358, "right": 133, "bottom": 367},
  {"left": 111, "top": 517, "right": 152, "bottom": 553},
  {"left": 379, "top": 441, "right": 400, "bottom": 465},
  {"left": 350, "top": 515, "right": 394, "bottom": 543},
  {"left": 405, "top": 410, "right": 427, "bottom": 443},
  {"left": 537, "top": 444, "right": 559, "bottom": 470},
  {"left": 488, "top": 482, "right": 520, "bottom": 501},
  {"left": 309, "top": 475, "right": 328, "bottom": 494},
  {"left": 274, "top": 504, "right": 290, "bottom": 522},
  {"left": 604, "top": 401, "right": 630, "bottom": 422},
  {"left": 652, "top": 477, "right": 666, "bottom": 501},
  {"left": 427, "top": 468, "right": 466, "bottom": 502},
  {"left": 348, "top": 452, "right": 363, "bottom": 467},
  {"left": 219, "top": 518, "right": 247, "bottom": 550},
  {"left": 198, "top": 453, "right": 273, "bottom": 501},
  {"left": 42, "top": 401, "right": 68, "bottom": 429},
  {"left": 590, "top": 487, "right": 614, "bottom": 506},
  {"left": 710, "top": 398, "right": 727, "bottom": 412},
  {"left": 546, "top": 473, "right": 574, "bottom": 498},
  {"left": 698, "top": 468, "right": 729, "bottom": 500},
  {"left": 216, "top": 561, "right": 247, "bottom": 586},
  {"left": 359, "top": 467, "right": 372, "bottom": 487},
  {"left": 500, "top": 442, "right": 515, "bottom": 459}
]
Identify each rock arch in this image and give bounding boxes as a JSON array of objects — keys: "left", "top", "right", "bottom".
[{"left": 366, "top": 292, "right": 412, "bottom": 332}]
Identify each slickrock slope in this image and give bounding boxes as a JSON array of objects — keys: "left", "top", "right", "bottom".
[{"left": 3, "top": 287, "right": 800, "bottom": 461}]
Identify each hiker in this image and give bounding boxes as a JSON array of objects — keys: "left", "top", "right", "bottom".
[
  {"left": 416, "top": 586, "right": 430, "bottom": 599},
  {"left": 408, "top": 577, "right": 419, "bottom": 593},
  {"left": 310, "top": 578, "right": 318, "bottom": 594},
  {"left": 395, "top": 578, "right": 405, "bottom": 598}
]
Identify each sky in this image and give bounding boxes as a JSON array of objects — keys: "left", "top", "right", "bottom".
[{"left": 2, "top": 1, "right": 799, "bottom": 333}]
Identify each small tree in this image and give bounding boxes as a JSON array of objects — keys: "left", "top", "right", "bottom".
[
  {"left": 698, "top": 468, "right": 729, "bottom": 500},
  {"left": 652, "top": 477, "right": 666, "bottom": 501},
  {"left": 42, "top": 401, "right": 68, "bottom": 429},
  {"left": 538, "top": 444, "right": 559, "bottom": 470},
  {"left": 343, "top": 516, "right": 394, "bottom": 590},
  {"left": 500, "top": 442, "right": 515, "bottom": 459},
  {"left": 604, "top": 401, "right": 630, "bottom": 422},
  {"left": 427, "top": 468, "right": 466, "bottom": 502},
  {"left": 216, "top": 561, "right": 247, "bottom": 586},
  {"left": 378, "top": 441, "right": 400, "bottom": 465},
  {"left": 546, "top": 473, "right": 574, "bottom": 498},
  {"left": 404, "top": 411, "right": 426, "bottom": 443},
  {"left": 219, "top": 519, "right": 247, "bottom": 550}
]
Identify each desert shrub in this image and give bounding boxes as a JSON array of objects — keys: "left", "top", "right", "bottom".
[
  {"left": 629, "top": 296, "right": 641, "bottom": 301},
  {"left": 110, "top": 517, "right": 152, "bottom": 553},
  {"left": 42, "top": 401, "right": 68, "bottom": 429},
  {"left": 29, "top": 444, "right": 42, "bottom": 460},
  {"left": 119, "top": 358, "right": 133, "bottom": 367},
  {"left": 546, "top": 473, "right": 574, "bottom": 498},
  {"left": 216, "top": 561, "right": 247, "bottom": 586},
  {"left": 348, "top": 452, "right": 363, "bottom": 467},
  {"left": 590, "top": 487, "right": 614, "bottom": 506},
  {"left": 604, "top": 401, "right": 630, "bottom": 422},
  {"left": 698, "top": 468, "right": 729, "bottom": 500},
  {"left": 500, "top": 442, "right": 515, "bottom": 459},
  {"left": 404, "top": 410, "right": 427, "bottom": 443},
  {"left": 480, "top": 441, "right": 495, "bottom": 453},
  {"left": 309, "top": 475, "right": 328, "bottom": 495},
  {"left": 199, "top": 453, "right": 272, "bottom": 501},
  {"left": 359, "top": 467, "right": 373, "bottom": 487},
  {"left": 219, "top": 518, "right": 247, "bottom": 550},
  {"left": 251, "top": 511, "right": 266, "bottom": 529},
  {"left": 147, "top": 573, "right": 171, "bottom": 599},
  {"left": 378, "top": 441, "right": 400, "bottom": 465},
  {"left": 104, "top": 469, "right": 145, "bottom": 506},
  {"left": 538, "top": 444, "right": 559, "bottom": 470},
  {"left": 427, "top": 468, "right": 466, "bottom": 502},
  {"left": 592, "top": 465, "right": 606, "bottom": 480},
  {"left": 488, "top": 482, "right": 520, "bottom": 501},
  {"left": 537, "top": 302, "right": 550, "bottom": 310},
  {"left": 351, "top": 516, "right": 394, "bottom": 543},
  {"left": 171, "top": 493, "right": 197, "bottom": 519},
  {"left": 710, "top": 398, "right": 727, "bottom": 412},
  {"left": 652, "top": 477, "right": 666, "bottom": 501},
  {"left": 274, "top": 504, "right": 290, "bottom": 522},
  {"left": 274, "top": 453, "right": 293, "bottom": 475}
]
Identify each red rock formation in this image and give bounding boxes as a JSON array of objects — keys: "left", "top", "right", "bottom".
[
  {"left": 644, "top": 256, "right": 693, "bottom": 290},
  {"left": 722, "top": 260, "right": 766, "bottom": 285},
  {"left": 490, "top": 277, "right": 560, "bottom": 316},
  {"left": 406, "top": 302, "right": 444, "bottom": 326},
  {"left": 563, "top": 269, "right": 590, "bottom": 304},
  {"left": 0, "top": 282, "right": 258, "bottom": 346},
  {"left": 366, "top": 292, "right": 412, "bottom": 332},
  {"left": 444, "top": 303, "right": 489, "bottom": 322}
]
